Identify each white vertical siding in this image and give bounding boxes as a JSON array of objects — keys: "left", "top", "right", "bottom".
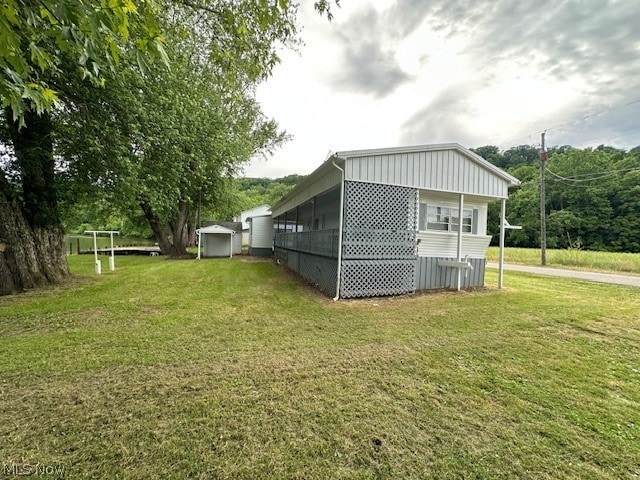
[
  {"left": 344, "top": 149, "right": 509, "bottom": 198},
  {"left": 416, "top": 232, "right": 492, "bottom": 258},
  {"left": 249, "top": 216, "right": 274, "bottom": 249}
]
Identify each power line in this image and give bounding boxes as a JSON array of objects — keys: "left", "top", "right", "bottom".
[
  {"left": 572, "top": 128, "right": 640, "bottom": 149},
  {"left": 545, "top": 97, "right": 640, "bottom": 134},
  {"left": 493, "top": 96, "right": 640, "bottom": 151},
  {"left": 546, "top": 165, "right": 640, "bottom": 183}
]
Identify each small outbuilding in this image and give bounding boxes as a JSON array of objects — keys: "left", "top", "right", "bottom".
[
  {"left": 234, "top": 204, "right": 271, "bottom": 245},
  {"left": 248, "top": 214, "right": 274, "bottom": 257},
  {"left": 196, "top": 222, "right": 242, "bottom": 258},
  {"left": 272, "top": 143, "right": 520, "bottom": 299}
]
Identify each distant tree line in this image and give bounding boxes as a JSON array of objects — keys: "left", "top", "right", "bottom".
[
  {"left": 473, "top": 145, "right": 640, "bottom": 252},
  {"left": 62, "top": 174, "right": 307, "bottom": 237}
]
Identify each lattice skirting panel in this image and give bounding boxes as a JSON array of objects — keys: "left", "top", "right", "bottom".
[
  {"left": 274, "top": 248, "right": 338, "bottom": 296},
  {"left": 340, "top": 181, "right": 418, "bottom": 298},
  {"left": 340, "top": 260, "right": 416, "bottom": 298},
  {"left": 342, "top": 181, "right": 418, "bottom": 260},
  {"left": 415, "top": 257, "right": 486, "bottom": 290},
  {"left": 298, "top": 252, "right": 338, "bottom": 296}
]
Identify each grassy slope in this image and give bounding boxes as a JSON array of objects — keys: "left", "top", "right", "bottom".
[
  {"left": 1, "top": 256, "right": 639, "bottom": 479},
  {"left": 487, "top": 247, "right": 640, "bottom": 274}
]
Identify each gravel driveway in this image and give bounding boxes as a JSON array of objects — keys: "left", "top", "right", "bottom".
[{"left": 486, "top": 263, "right": 640, "bottom": 288}]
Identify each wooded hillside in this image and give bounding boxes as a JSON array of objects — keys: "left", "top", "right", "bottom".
[{"left": 475, "top": 145, "right": 640, "bottom": 252}]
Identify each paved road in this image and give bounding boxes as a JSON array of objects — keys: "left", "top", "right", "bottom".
[{"left": 486, "top": 262, "right": 640, "bottom": 288}]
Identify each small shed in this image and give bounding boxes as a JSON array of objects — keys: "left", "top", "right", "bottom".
[
  {"left": 272, "top": 143, "right": 520, "bottom": 299},
  {"left": 248, "top": 214, "right": 274, "bottom": 257},
  {"left": 196, "top": 224, "right": 241, "bottom": 258}
]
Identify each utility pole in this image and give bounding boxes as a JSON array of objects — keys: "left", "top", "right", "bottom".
[{"left": 539, "top": 132, "right": 548, "bottom": 266}]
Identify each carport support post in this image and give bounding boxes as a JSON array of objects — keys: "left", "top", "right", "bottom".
[
  {"left": 92, "top": 231, "right": 101, "bottom": 275},
  {"left": 197, "top": 230, "right": 202, "bottom": 259},
  {"left": 229, "top": 233, "right": 233, "bottom": 258},
  {"left": 109, "top": 231, "right": 115, "bottom": 271},
  {"left": 499, "top": 198, "right": 506, "bottom": 289}
]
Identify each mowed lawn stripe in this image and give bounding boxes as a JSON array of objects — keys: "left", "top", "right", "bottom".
[{"left": 0, "top": 255, "right": 638, "bottom": 479}]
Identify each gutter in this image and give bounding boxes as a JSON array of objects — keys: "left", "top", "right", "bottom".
[{"left": 331, "top": 159, "right": 345, "bottom": 301}]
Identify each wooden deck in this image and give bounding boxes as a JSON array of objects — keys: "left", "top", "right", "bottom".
[{"left": 81, "top": 246, "right": 162, "bottom": 256}]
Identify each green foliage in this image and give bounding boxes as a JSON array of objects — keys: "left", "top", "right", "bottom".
[
  {"left": 233, "top": 174, "right": 306, "bottom": 211},
  {"left": 60, "top": 195, "right": 154, "bottom": 238},
  {"left": 0, "top": 0, "right": 166, "bottom": 125},
  {"left": 0, "top": 0, "right": 338, "bottom": 125},
  {"left": 480, "top": 144, "right": 640, "bottom": 252},
  {"left": 52, "top": 1, "right": 307, "bottom": 253},
  {"left": 473, "top": 144, "right": 539, "bottom": 169}
]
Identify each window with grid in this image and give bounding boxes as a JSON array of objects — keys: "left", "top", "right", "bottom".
[{"left": 422, "top": 205, "right": 476, "bottom": 233}]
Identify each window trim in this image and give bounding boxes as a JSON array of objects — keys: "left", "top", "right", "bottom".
[{"left": 419, "top": 203, "right": 478, "bottom": 234}]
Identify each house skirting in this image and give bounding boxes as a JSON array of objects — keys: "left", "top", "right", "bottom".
[
  {"left": 274, "top": 248, "right": 338, "bottom": 296},
  {"left": 249, "top": 247, "right": 273, "bottom": 257},
  {"left": 415, "top": 257, "right": 485, "bottom": 290}
]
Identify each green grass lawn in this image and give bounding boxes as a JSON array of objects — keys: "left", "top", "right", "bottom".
[
  {"left": 487, "top": 247, "right": 640, "bottom": 274},
  {"left": 1, "top": 256, "right": 639, "bottom": 479}
]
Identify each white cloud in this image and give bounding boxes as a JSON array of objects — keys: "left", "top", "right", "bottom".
[{"left": 244, "top": 0, "right": 640, "bottom": 178}]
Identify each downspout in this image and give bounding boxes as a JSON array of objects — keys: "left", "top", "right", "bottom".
[{"left": 332, "top": 159, "right": 345, "bottom": 301}]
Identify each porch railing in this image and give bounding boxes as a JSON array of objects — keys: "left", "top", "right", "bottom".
[{"left": 274, "top": 229, "right": 339, "bottom": 258}]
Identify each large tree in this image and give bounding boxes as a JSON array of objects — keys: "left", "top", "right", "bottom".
[
  {"left": 0, "top": 1, "right": 165, "bottom": 294},
  {"left": 55, "top": 1, "right": 300, "bottom": 256},
  {"left": 0, "top": 0, "right": 337, "bottom": 293}
]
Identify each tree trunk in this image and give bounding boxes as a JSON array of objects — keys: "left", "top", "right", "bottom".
[
  {"left": 169, "top": 200, "right": 190, "bottom": 255},
  {"left": 0, "top": 109, "right": 69, "bottom": 295},
  {"left": 139, "top": 199, "right": 174, "bottom": 255},
  {"left": 139, "top": 199, "right": 190, "bottom": 256}
]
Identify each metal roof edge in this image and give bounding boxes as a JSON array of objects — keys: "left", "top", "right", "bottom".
[
  {"left": 455, "top": 144, "right": 521, "bottom": 187},
  {"left": 272, "top": 143, "right": 521, "bottom": 213},
  {"left": 271, "top": 156, "right": 345, "bottom": 212},
  {"left": 335, "top": 143, "right": 520, "bottom": 187},
  {"left": 196, "top": 225, "right": 236, "bottom": 234}
]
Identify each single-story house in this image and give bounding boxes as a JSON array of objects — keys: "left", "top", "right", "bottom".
[
  {"left": 234, "top": 204, "right": 271, "bottom": 245},
  {"left": 272, "top": 143, "right": 520, "bottom": 299}
]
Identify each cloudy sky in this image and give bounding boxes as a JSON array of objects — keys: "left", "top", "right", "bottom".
[{"left": 244, "top": 0, "right": 640, "bottom": 178}]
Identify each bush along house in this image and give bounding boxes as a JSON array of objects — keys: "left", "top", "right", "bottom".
[{"left": 272, "top": 144, "right": 520, "bottom": 299}]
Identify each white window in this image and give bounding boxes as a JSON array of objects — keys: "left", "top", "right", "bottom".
[{"left": 421, "top": 204, "right": 476, "bottom": 233}]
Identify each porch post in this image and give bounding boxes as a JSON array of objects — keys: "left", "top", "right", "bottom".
[
  {"left": 499, "top": 198, "right": 506, "bottom": 289},
  {"left": 456, "top": 193, "right": 464, "bottom": 291}
]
